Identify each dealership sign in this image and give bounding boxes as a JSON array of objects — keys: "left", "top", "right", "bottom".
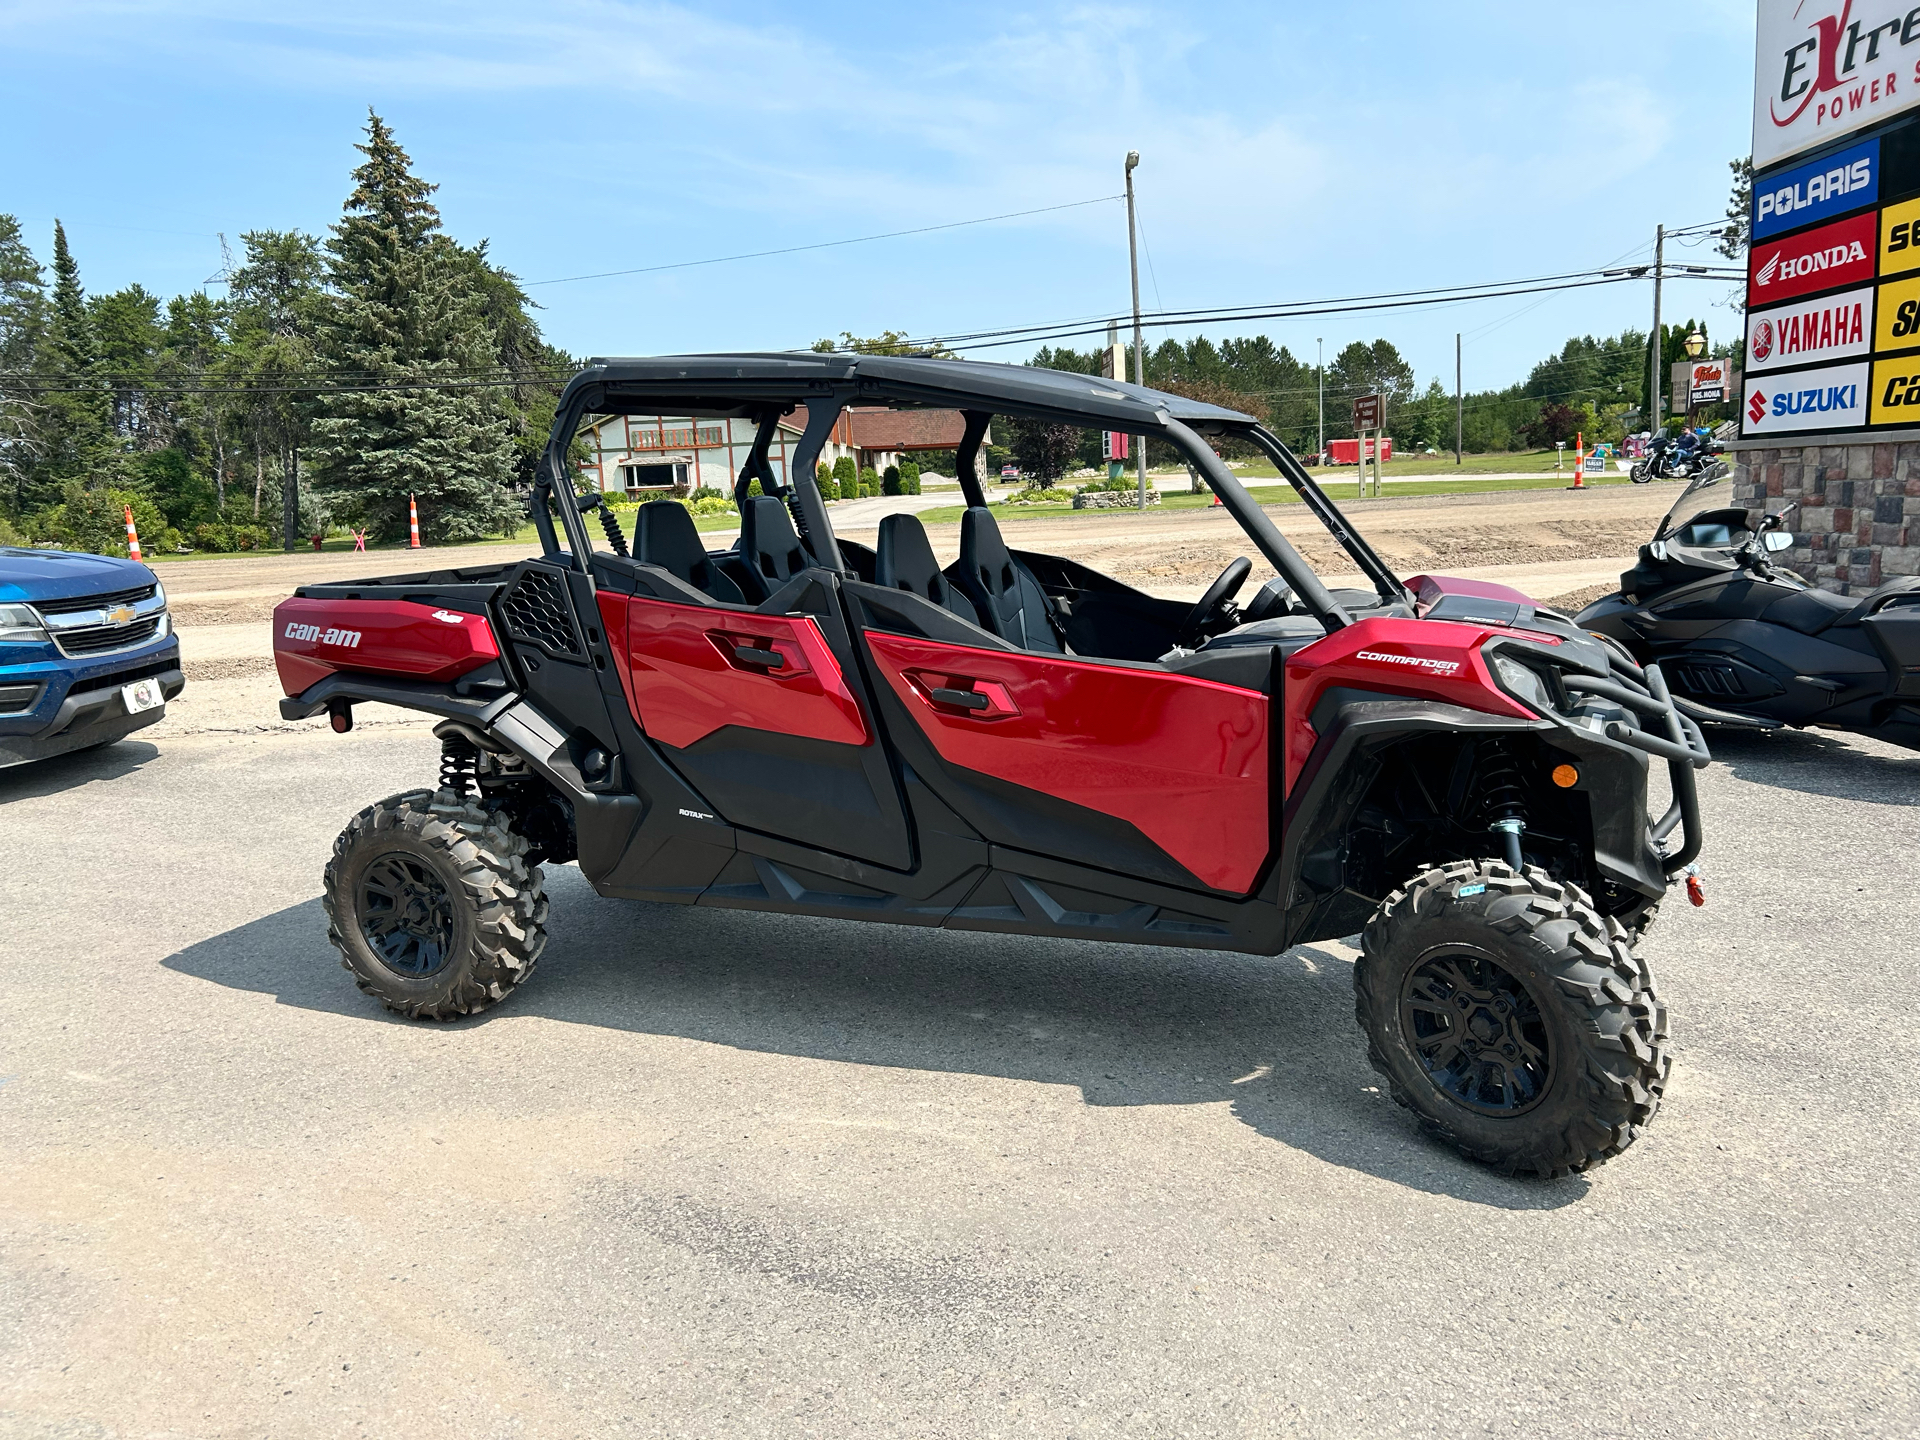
[
  {"left": 1752, "top": 135, "right": 1879, "bottom": 239},
  {"left": 1742, "top": 360, "right": 1871, "bottom": 433},
  {"left": 1755, "top": 1, "right": 1920, "bottom": 169},
  {"left": 1749, "top": 210, "right": 1879, "bottom": 302},
  {"left": 1745, "top": 284, "right": 1875, "bottom": 372}
]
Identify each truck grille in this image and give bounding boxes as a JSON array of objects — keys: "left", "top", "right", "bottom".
[
  {"left": 36, "top": 583, "right": 157, "bottom": 617},
  {"left": 35, "top": 582, "right": 170, "bottom": 658},
  {"left": 57, "top": 615, "right": 165, "bottom": 654}
]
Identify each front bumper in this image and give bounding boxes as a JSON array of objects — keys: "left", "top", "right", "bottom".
[{"left": 0, "top": 641, "right": 184, "bottom": 769}]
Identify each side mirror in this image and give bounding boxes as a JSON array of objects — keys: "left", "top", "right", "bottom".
[
  {"left": 1649, "top": 540, "right": 1669, "bottom": 561},
  {"left": 1763, "top": 530, "right": 1795, "bottom": 552}
]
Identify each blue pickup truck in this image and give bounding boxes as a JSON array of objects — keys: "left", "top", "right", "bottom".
[{"left": 0, "top": 546, "right": 184, "bottom": 769}]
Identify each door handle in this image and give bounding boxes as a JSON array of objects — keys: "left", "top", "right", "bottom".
[
  {"left": 733, "top": 644, "right": 786, "bottom": 668},
  {"left": 905, "top": 670, "right": 1020, "bottom": 719},
  {"left": 929, "top": 686, "right": 990, "bottom": 710},
  {"left": 709, "top": 629, "right": 807, "bottom": 675}
]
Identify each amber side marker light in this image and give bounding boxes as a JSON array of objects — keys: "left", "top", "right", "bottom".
[{"left": 1551, "top": 764, "right": 1579, "bottom": 788}]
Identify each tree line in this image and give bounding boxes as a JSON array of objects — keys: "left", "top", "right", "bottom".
[{"left": 0, "top": 112, "right": 574, "bottom": 554}]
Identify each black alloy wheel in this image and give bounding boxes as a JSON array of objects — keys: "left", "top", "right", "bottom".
[
  {"left": 357, "top": 851, "right": 456, "bottom": 977},
  {"left": 1400, "top": 951, "right": 1551, "bottom": 1115}
]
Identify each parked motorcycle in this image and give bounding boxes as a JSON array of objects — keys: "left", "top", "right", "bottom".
[
  {"left": 1577, "top": 472, "right": 1920, "bottom": 751},
  {"left": 1629, "top": 429, "right": 1727, "bottom": 484}
]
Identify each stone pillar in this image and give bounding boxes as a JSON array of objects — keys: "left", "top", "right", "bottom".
[{"left": 1730, "top": 440, "right": 1920, "bottom": 593}]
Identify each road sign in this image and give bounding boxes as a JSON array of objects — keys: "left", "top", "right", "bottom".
[
  {"left": 1583, "top": 453, "right": 1605, "bottom": 475},
  {"left": 1351, "top": 393, "right": 1382, "bottom": 431}
]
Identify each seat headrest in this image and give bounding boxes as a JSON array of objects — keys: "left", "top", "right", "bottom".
[
  {"left": 876, "top": 513, "right": 942, "bottom": 597},
  {"left": 960, "top": 506, "right": 1017, "bottom": 597},
  {"left": 746, "top": 495, "right": 811, "bottom": 589},
  {"left": 634, "top": 499, "right": 743, "bottom": 604}
]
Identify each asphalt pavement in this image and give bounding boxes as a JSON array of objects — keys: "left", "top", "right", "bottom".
[{"left": 1, "top": 715, "right": 1916, "bottom": 1438}]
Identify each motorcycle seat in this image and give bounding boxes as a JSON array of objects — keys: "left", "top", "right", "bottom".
[{"left": 1767, "top": 575, "right": 1920, "bottom": 635}]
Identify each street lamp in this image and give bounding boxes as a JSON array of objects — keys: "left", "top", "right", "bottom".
[{"left": 1684, "top": 329, "right": 1706, "bottom": 358}]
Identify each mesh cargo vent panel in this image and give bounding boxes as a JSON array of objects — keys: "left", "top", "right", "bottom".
[{"left": 501, "top": 568, "right": 581, "bottom": 657}]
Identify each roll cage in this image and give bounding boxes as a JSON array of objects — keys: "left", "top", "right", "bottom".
[{"left": 530, "top": 352, "right": 1412, "bottom": 629}]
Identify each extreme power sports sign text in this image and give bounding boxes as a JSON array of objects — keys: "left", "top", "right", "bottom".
[
  {"left": 1747, "top": 210, "right": 1879, "bottom": 302},
  {"left": 1756, "top": 1, "right": 1920, "bottom": 168}
]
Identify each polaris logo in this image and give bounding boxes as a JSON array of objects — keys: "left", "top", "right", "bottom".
[
  {"left": 1756, "top": 157, "right": 1871, "bottom": 226},
  {"left": 1356, "top": 649, "right": 1461, "bottom": 676},
  {"left": 284, "top": 622, "right": 362, "bottom": 648},
  {"left": 1751, "top": 135, "right": 1878, "bottom": 240}
]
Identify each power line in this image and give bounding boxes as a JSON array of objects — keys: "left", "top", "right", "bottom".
[{"left": 522, "top": 195, "right": 1126, "bottom": 287}]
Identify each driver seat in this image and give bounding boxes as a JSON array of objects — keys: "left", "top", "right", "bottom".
[
  {"left": 875, "top": 514, "right": 980, "bottom": 625},
  {"left": 954, "top": 507, "right": 1066, "bottom": 653}
]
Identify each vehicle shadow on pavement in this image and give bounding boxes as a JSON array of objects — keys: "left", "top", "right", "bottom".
[
  {"left": 162, "top": 881, "right": 1588, "bottom": 1210},
  {"left": 0, "top": 738, "right": 161, "bottom": 804},
  {"left": 1704, "top": 727, "right": 1920, "bottom": 804}
]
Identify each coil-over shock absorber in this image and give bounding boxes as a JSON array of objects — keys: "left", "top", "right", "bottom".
[
  {"left": 1474, "top": 739, "right": 1528, "bottom": 869},
  {"left": 438, "top": 730, "right": 480, "bottom": 801}
]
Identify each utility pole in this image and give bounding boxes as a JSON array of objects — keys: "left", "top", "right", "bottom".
[
  {"left": 1455, "top": 333, "right": 1463, "bottom": 466},
  {"left": 1316, "top": 337, "right": 1324, "bottom": 460},
  {"left": 1649, "top": 223, "right": 1665, "bottom": 436},
  {"left": 1125, "top": 151, "right": 1147, "bottom": 508}
]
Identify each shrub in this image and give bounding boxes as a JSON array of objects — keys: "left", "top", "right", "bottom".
[
  {"left": 690, "top": 485, "right": 726, "bottom": 502},
  {"left": 816, "top": 461, "right": 837, "bottom": 501},
  {"left": 858, "top": 466, "right": 879, "bottom": 499},
  {"left": 38, "top": 486, "right": 171, "bottom": 558},
  {"left": 882, "top": 464, "right": 902, "bottom": 496},
  {"left": 747, "top": 478, "right": 764, "bottom": 498},
  {"left": 689, "top": 495, "right": 737, "bottom": 517},
  {"left": 899, "top": 459, "right": 921, "bottom": 495},
  {"left": 831, "top": 456, "right": 857, "bottom": 499},
  {"left": 1003, "top": 487, "right": 1073, "bottom": 505},
  {"left": 190, "top": 519, "right": 272, "bottom": 553}
]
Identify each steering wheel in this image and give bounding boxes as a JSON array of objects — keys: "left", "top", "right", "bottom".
[{"left": 1179, "top": 557, "right": 1252, "bottom": 645}]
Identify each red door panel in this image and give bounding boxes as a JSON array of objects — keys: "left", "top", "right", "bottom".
[
  {"left": 598, "top": 593, "right": 869, "bottom": 749},
  {"left": 865, "top": 632, "right": 1269, "bottom": 893}
]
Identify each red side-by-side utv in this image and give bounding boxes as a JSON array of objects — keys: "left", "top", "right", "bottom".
[{"left": 274, "top": 355, "right": 1704, "bottom": 1176}]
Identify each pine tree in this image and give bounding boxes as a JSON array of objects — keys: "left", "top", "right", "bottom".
[
  {"left": 0, "top": 214, "right": 48, "bottom": 517},
  {"left": 309, "top": 113, "right": 518, "bottom": 543},
  {"left": 35, "top": 221, "right": 113, "bottom": 498}
]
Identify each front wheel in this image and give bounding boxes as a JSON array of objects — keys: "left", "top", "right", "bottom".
[
  {"left": 1354, "top": 860, "right": 1670, "bottom": 1177},
  {"left": 1630, "top": 461, "right": 1651, "bottom": 483},
  {"left": 323, "top": 789, "right": 548, "bottom": 1020}
]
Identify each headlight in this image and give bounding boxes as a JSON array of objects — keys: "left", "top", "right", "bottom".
[
  {"left": 0, "top": 603, "right": 49, "bottom": 646},
  {"left": 1491, "top": 653, "right": 1555, "bottom": 714}
]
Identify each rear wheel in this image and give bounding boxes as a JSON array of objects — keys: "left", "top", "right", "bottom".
[
  {"left": 323, "top": 789, "right": 547, "bottom": 1020},
  {"left": 1354, "top": 860, "right": 1669, "bottom": 1177}
]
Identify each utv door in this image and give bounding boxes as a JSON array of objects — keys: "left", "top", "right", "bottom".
[
  {"left": 859, "top": 626, "right": 1272, "bottom": 894},
  {"left": 599, "top": 583, "right": 913, "bottom": 869}
]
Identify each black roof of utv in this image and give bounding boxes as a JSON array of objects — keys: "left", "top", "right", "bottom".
[{"left": 567, "top": 352, "right": 1259, "bottom": 432}]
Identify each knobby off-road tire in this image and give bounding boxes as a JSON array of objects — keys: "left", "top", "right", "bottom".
[
  {"left": 323, "top": 789, "right": 548, "bottom": 1020},
  {"left": 1354, "top": 860, "right": 1670, "bottom": 1178}
]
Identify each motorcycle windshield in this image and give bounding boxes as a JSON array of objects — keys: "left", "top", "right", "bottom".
[{"left": 1654, "top": 472, "right": 1728, "bottom": 540}]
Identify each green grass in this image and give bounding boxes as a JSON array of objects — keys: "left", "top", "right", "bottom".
[{"left": 912, "top": 471, "right": 1633, "bottom": 526}]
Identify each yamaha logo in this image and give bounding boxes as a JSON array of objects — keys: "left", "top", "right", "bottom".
[{"left": 1751, "top": 319, "right": 1775, "bottom": 363}]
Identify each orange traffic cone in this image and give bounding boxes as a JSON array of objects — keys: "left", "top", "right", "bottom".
[
  {"left": 409, "top": 494, "right": 421, "bottom": 548},
  {"left": 1568, "top": 431, "right": 1586, "bottom": 491},
  {"left": 124, "top": 505, "right": 142, "bottom": 563}
]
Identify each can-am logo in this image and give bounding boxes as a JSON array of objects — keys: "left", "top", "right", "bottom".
[
  {"left": 1748, "top": 212, "right": 1878, "bottom": 303},
  {"left": 1355, "top": 649, "right": 1461, "bottom": 677},
  {"left": 283, "top": 622, "right": 362, "bottom": 648}
]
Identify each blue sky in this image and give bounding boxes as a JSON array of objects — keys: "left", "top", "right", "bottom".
[{"left": 1, "top": 0, "right": 1756, "bottom": 391}]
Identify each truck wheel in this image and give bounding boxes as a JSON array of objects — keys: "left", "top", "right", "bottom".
[
  {"left": 323, "top": 789, "right": 548, "bottom": 1020},
  {"left": 1354, "top": 860, "right": 1669, "bottom": 1177}
]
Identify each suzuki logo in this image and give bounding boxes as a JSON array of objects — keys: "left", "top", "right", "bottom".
[{"left": 1749, "top": 389, "right": 1769, "bottom": 423}]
